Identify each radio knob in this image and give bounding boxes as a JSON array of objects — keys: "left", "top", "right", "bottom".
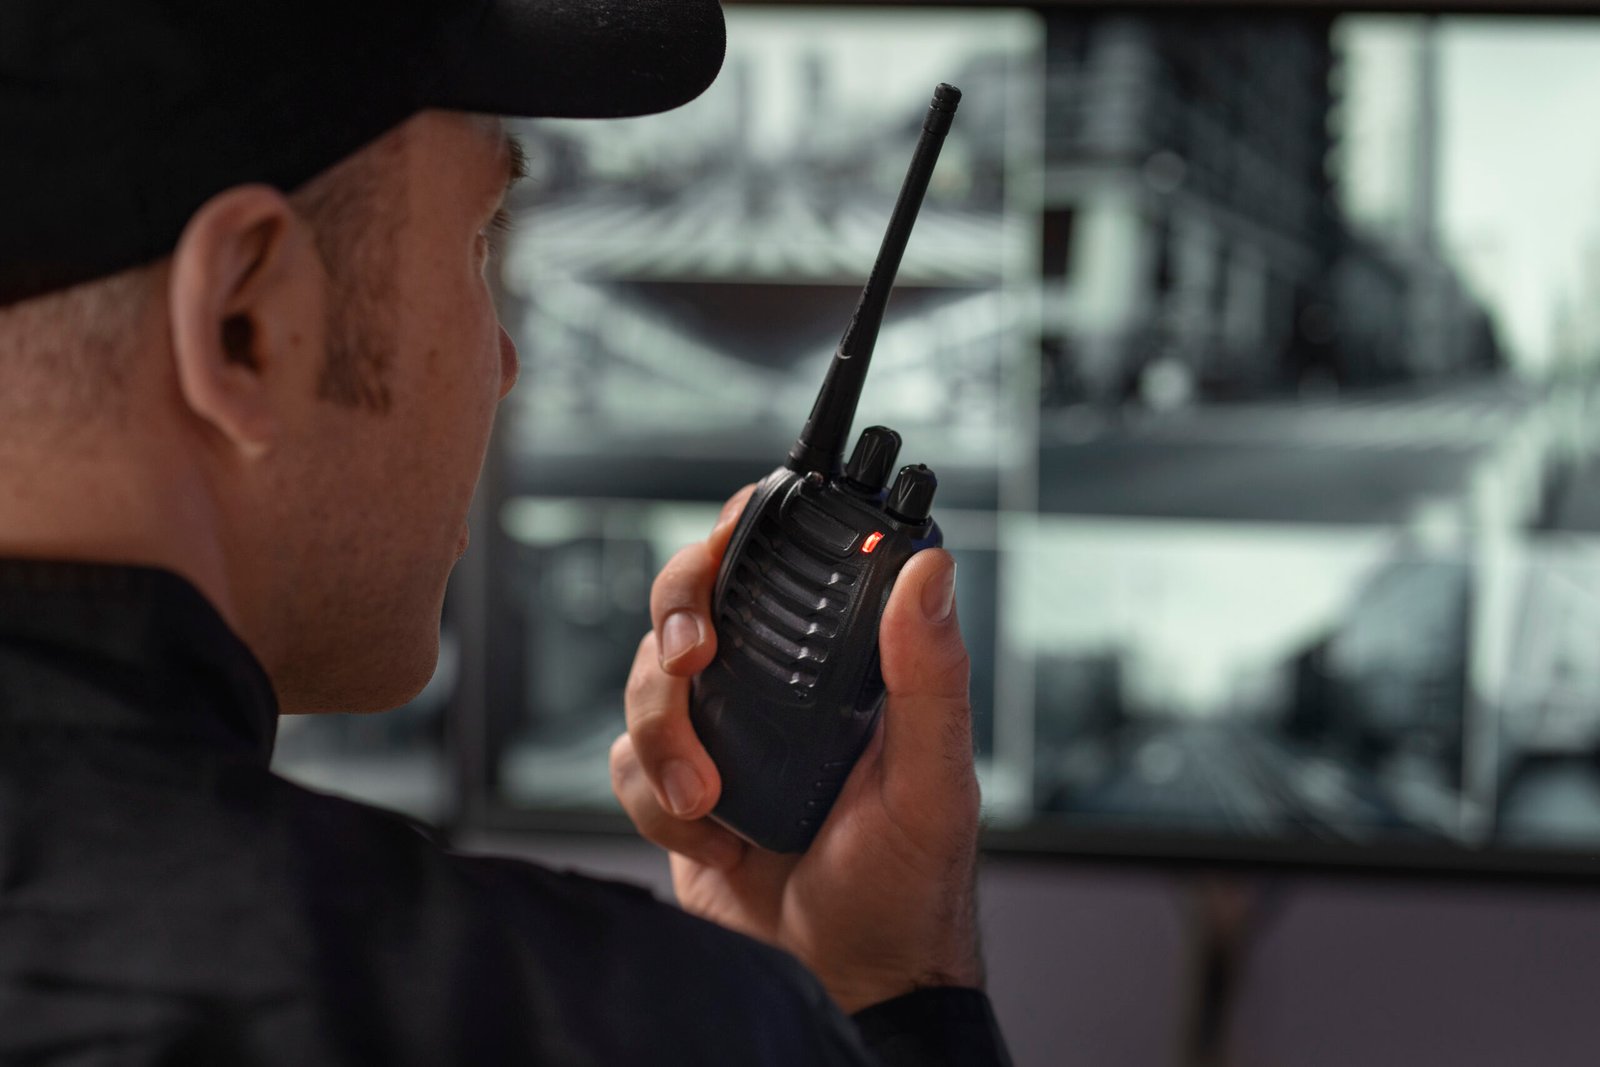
[
  {"left": 886, "top": 464, "right": 937, "bottom": 524},
  {"left": 844, "top": 426, "right": 902, "bottom": 495}
]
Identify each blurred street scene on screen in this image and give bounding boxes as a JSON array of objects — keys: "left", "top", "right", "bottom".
[{"left": 272, "top": 7, "right": 1600, "bottom": 863}]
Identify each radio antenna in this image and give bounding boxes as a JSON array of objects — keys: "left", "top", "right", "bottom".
[{"left": 786, "top": 83, "right": 961, "bottom": 475}]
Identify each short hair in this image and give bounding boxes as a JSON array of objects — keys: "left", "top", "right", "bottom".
[
  {"left": 291, "top": 125, "right": 409, "bottom": 413},
  {"left": 0, "top": 266, "right": 153, "bottom": 432},
  {"left": 0, "top": 125, "right": 409, "bottom": 427}
]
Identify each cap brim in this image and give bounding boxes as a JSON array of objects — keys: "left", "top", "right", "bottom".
[{"left": 431, "top": 0, "right": 726, "bottom": 120}]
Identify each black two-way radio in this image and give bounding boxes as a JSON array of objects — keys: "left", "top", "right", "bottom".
[{"left": 688, "top": 84, "right": 961, "bottom": 853}]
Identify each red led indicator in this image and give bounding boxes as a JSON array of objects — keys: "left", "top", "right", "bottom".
[{"left": 861, "top": 531, "right": 885, "bottom": 554}]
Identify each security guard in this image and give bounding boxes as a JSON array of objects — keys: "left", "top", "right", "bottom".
[{"left": 0, "top": 2, "right": 1008, "bottom": 1062}]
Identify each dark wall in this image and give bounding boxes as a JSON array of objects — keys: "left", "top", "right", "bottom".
[{"left": 466, "top": 833, "right": 1600, "bottom": 1067}]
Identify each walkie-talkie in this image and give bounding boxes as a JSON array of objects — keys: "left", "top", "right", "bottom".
[{"left": 688, "top": 84, "right": 961, "bottom": 854}]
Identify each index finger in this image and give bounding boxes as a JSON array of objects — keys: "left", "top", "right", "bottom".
[
  {"left": 649, "top": 482, "right": 756, "bottom": 677},
  {"left": 707, "top": 482, "right": 758, "bottom": 558}
]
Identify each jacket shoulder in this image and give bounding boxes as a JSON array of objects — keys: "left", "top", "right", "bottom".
[{"left": 267, "top": 778, "right": 874, "bottom": 1067}]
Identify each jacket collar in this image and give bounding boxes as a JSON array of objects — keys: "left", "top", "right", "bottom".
[{"left": 0, "top": 559, "right": 278, "bottom": 763}]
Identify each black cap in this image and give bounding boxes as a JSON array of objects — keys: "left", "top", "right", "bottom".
[{"left": 0, "top": 0, "right": 726, "bottom": 304}]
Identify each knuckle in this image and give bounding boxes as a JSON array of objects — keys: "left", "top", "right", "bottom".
[
  {"left": 920, "top": 639, "right": 972, "bottom": 695},
  {"left": 610, "top": 751, "right": 668, "bottom": 835},
  {"left": 628, "top": 703, "right": 676, "bottom": 756},
  {"left": 621, "top": 795, "right": 678, "bottom": 850},
  {"left": 891, "top": 649, "right": 971, "bottom": 702},
  {"left": 624, "top": 639, "right": 658, "bottom": 704},
  {"left": 608, "top": 733, "right": 637, "bottom": 784},
  {"left": 650, "top": 548, "right": 708, "bottom": 616},
  {"left": 941, "top": 649, "right": 974, "bottom": 693},
  {"left": 648, "top": 556, "right": 678, "bottom": 602},
  {"left": 620, "top": 797, "right": 669, "bottom": 846},
  {"left": 608, "top": 742, "right": 633, "bottom": 799}
]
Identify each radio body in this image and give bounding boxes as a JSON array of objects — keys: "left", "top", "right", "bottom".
[
  {"left": 687, "top": 84, "right": 961, "bottom": 853},
  {"left": 691, "top": 450, "right": 943, "bottom": 853}
]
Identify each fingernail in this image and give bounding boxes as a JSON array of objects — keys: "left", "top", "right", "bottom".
[
  {"left": 921, "top": 557, "right": 957, "bottom": 623},
  {"left": 662, "top": 759, "right": 702, "bottom": 817},
  {"left": 661, "top": 611, "right": 701, "bottom": 663}
]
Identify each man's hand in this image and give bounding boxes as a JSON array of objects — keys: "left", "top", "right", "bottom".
[{"left": 609, "top": 483, "right": 983, "bottom": 1014}]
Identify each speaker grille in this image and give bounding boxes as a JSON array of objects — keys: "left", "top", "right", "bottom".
[{"left": 720, "top": 511, "right": 860, "bottom": 691}]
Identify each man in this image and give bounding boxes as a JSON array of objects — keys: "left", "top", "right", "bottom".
[{"left": 0, "top": 1, "right": 1009, "bottom": 1063}]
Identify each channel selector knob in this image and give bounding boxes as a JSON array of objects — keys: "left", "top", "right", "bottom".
[
  {"left": 885, "top": 463, "right": 937, "bottom": 524},
  {"left": 844, "top": 426, "right": 902, "bottom": 494}
]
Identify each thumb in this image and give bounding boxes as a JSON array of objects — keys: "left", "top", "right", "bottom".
[{"left": 874, "top": 548, "right": 976, "bottom": 817}]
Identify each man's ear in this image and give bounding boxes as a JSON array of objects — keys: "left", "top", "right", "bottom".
[{"left": 168, "top": 185, "right": 323, "bottom": 459}]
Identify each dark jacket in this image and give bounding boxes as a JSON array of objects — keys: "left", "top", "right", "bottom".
[{"left": 0, "top": 560, "right": 1009, "bottom": 1065}]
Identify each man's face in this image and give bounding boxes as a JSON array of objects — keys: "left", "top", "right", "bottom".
[{"left": 267, "top": 111, "right": 520, "bottom": 713}]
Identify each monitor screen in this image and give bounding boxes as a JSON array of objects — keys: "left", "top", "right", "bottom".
[{"left": 456, "top": 1, "right": 1600, "bottom": 877}]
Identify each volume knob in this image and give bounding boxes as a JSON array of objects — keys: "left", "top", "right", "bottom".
[
  {"left": 886, "top": 464, "right": 937, "bottom": 524},
  {"left": 844, "top": 426, "right": 902, "bottom": 494}
]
